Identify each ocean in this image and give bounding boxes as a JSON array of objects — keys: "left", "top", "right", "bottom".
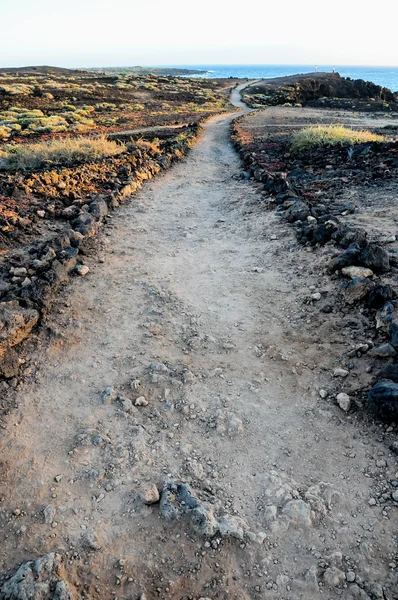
[{"left": 166, "top": 65, "right": 398, "bottom": 92}]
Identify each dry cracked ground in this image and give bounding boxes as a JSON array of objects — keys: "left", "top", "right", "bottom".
[{"left": 0, "top": 85, "right": 397, "bottom": 600}]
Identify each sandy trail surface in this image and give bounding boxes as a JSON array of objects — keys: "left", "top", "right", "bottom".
[{"left": 0, "top": 84, "right": 397, "bottom": 600}]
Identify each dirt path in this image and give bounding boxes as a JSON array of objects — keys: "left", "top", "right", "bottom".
[{"left": 0, "top": 85, "right": 397, "bottom": 600}]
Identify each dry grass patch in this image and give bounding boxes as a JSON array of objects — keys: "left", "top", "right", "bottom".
[
  {"left": 0, "top": 135, "right": 126, "bottom": 171},
  {"left": 292, "top": 125, "right": 384, "bottom": 152}
]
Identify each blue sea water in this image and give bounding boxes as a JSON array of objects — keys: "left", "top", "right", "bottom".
[{"left": 166, "top": 65, "right": 398, "bottom": 92}]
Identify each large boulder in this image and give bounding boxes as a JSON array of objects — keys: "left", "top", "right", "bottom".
[{"left": 368, "top": 379, "right": 398, "bottom": 421}]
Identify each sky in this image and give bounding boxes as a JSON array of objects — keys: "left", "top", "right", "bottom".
[{"left": 1, "top": 0, "right": 397, "bottom": 68}]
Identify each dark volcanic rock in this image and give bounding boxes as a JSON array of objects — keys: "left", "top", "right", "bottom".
[
  {"left": 72, "top": 212, "right": 96, "bottom": 236},
  {"left": 284, "top": 200, "right": 310, "bottom": 222},
  {"left": 368, "top": 379, "right": 398, "bottom": 421},
  {"left": 332, "top": 226, "right": 368, "bottom": 249},
  {"left": 344, "top": 277, "right": 375, "bottom": 305},
  {"left": 331, "top": 244, "right": 361, "bottom": 270},
  {"left": 378, "top": 365, "right": 398, "bottom": 383},
  {"left": 367, "top": 285, "right": 395, "bottom": 310},
  {"left": 89, "top": 198, "right": 108, "bottom": 221},
  {"left": 359, "top": 245, "right": 390, "bottom": 273}
]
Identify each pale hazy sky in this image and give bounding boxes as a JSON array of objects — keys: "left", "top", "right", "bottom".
[{"left": 1, "top": 0, "right": 397, "bottom": 67}]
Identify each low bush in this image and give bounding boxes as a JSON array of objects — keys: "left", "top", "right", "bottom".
[
  {"left": 1, "top": 135, "right": 126, "bottom": 171},
  {"left": 292, "top": 125, "right": 384, "bottom": 151}
]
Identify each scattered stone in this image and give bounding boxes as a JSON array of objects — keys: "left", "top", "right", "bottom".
[
  {"left": 160, "top": 478, "right": 251, "bottom": 539},
  {"left": 149, "top": 363, "right": 168, "bottom": 372},
  {"left": 370, "top": 343, "right": 396, "bottom": 358},
  {"left": 333, "top": 368, "right": 349, "bottom": 378},
  {"left": 311, "top": 292, "right": 321, "bottom": 301},
  {"left": 0, "top": 301, "right": 39, "bottom": 378},
  {"left": 346, "top": 571, "right": 356, "bottom": 583},
  {"left": 101, "top": 386, "right": 117, "bottom": 404},
  {"left": 75, "top": 264, "right": 90, "bottom": 277},
  {"left": 369, "top": 498, "right": 377, "bottom": 506},
  {"left": 391, "top": 491, "right": 398, "bottom": 502},
  {"left": 120, "top": 396, "right": 134, "bottom": 412},
  {"left": 336, "top": 392, "right": 351, "bottom": 412},
  {"left": 319, "top": 389, "right": 328, "bottom": 399},
  {"left": 43, "top": 505, "right": 56, "bottom": 524},
  {"left": 323, "top": 566, "right": 346, "bottom": 586},
  {"left": 82, "top": 529, "right": 101, "bottom": 551},
  {"left": 10, "top": 267, "right": 27, "bottom": 277},
  {"left": 135, "top": 396, "right": 148, "bottom": 406},
  {"left": 142, "top": 483, "right": 160, "bottom": 505},
  {"left": 183, "top": 369, "right": 195, "bottom": 384},
  {"left": 218, "top": 515, "right": 249, "bottom": 540},
  {"left": 342, "top": 266, "right": 373, "bottom": 279},
  {"left": 281, "top": 499, "right": 312, "bottom": 527}
]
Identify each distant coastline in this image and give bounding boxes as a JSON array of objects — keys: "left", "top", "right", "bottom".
[
  {"left": 86, "top": 66, "right": 209, "bottom": 76},
  {"left": 162, "top": 64, "right": 398, "bottom": 91}
]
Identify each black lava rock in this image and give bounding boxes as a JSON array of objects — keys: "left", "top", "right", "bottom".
[
  {"left": 368, "top": 379, "right": 398, "bottom": 421},
  {"left": 367, "top": 285, "right": 395, "bottom": 309},
  {"left": 332, "top": 244, "right": 361, "bottom": 270},
  {"left": 284, "top": 200, "right": 310, "bottom": 222},
  {"left": 359, "top": 245, "right": 390, "bottom": 273},
  {"left": 377, "top": 365, "right": 398, "bottom": 383}
]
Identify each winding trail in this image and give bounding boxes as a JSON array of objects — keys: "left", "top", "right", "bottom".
[{"left": 0, "top": 83, "right": 396, "bottom": 599}]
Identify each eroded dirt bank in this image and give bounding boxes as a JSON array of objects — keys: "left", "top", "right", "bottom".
[{"left": 0, "top": 86, "right": 397, "bottom": 600}]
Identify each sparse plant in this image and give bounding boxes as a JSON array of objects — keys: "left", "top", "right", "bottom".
[
  {"left": 1, "top": 135, "right": 126, "bottom": 171},
  {"left": 291, "top": 125, "right": 384, "bottom": 151}
]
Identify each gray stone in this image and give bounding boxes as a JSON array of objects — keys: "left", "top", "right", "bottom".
[
  {"left": 142, "top": 483, "right": 160, "bottom": 505},
  {"left": 135, "top": 395, "right": 148, "bottom": 406},
  {"left": 101, "top": 386, "right": 117, "bottom": 404},
  {"left": 0, "top": 553, "right": 76, "bottom": 600},
  {"left": 370, "top": 343, "right": 396, "bottom": 358},
  {"left": 43, "top": 505, "right": 56, "bottom": 524},
  {"left": 336, "top": 392, "right": 351, "bottom": 412},
  {"left": 346, "top": 571, "right": 356, "bottom": 583},
  {"left": 323, "top": 566, "right": 346, "bottom": 586},
  {"left": 75, "top": 264, "right": 89, "bottom": 277},
  {"left": 82, "top": 529, "right": 101, "bottom": 550},
  {"left": 281, "top": 499, "right": 312, "bottom": 527},
  {"left": 342, "top": 266, "right": 373, "bottom": 279},
  {"left": 218, "top": 515, "right": 249, "bottom": 540},
  {"left": 333, "top": 368, "right": 349, "bottom": 378}
]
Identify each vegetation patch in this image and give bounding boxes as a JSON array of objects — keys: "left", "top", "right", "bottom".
[
  {"left": 0, "top": 135, "right": 126, "bottom": 171},
  {"left": 291, "top": 125, "right": 384, "bottom": 152}
]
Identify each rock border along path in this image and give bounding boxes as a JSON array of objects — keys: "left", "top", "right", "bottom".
[{"left": 0, "top": 82, "right": 397, "bottom": 599}]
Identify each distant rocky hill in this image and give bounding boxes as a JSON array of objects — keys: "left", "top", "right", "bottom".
[{"left": 247, "top": 72, "right": 398, "bottom": 105}]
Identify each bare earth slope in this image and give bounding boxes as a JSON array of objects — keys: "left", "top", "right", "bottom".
[{"left": 0, "top": 84, "right": 397, "bottom": 600}]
